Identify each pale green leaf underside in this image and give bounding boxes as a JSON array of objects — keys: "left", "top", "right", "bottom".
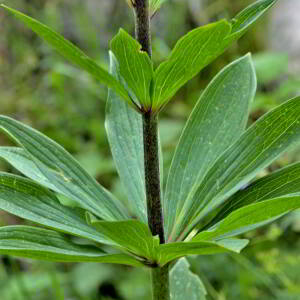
[
  {"left": 157, "top": 238, "right": 249, "bottom": 266},
  {"left": 0, "top": 4, "right": 132, "bottom": 106},
  {"left": 208, "top": 162, "right": 300, "bottom": 228},
  {"left": 173, "top": 97, "right": 300, "bottom": 240},
  {"left": 0, "top": 115, "right": 129, "bottom": 221},
  {"left": 165, "top": 54, "right": 256, "bottom": 239},
  {"left": 0, "top": 226, "right": 143, "bottom": 267},
  {"left": 110, "top": 29, "right": 153, "bottom": 108},
  {"left": 193, "top": 196, "right": 300, "bottom": 241},
  {"left": 105, "top": 53, "right": 147, "bottom": 222},
  {"left": 88, "top": 216, "right": 158, "bottom": 261},
  {"left": 152, "top": 0, "right": 277, "bottom": 109},
  {"left": 0, "top": 173, "right": 115, "bottom": 246},
  {"left": 170, "top": 258, "right": 207, "bottom": 300}
]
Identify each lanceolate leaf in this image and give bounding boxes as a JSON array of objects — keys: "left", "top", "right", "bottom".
[
  {"left": 170, "top": 258, "right": 207, "bottom": 300},
  {"left": 88, "top": 215, "right": 158, "bottom": 262},
  {"left": 106, "top": 53, "right": 147, "bottom": 222},
  {"left": 0, "top": 116, "right": 129, "bottom": 221},
  {"left": 110, "top": 29, "right": 153, "bottom": 108},
  {"left": 207, "top": 162, "right": 300, "bottom": 228},
  {"left": 0, "top": 226, "right": 143, "bottom": 267},
  {"left": 164, "top": 55, "right": 256, "bottom": 238},
  {"left": 151, "top": 0, "right": 277, "bottom": 109},
  {"left": 193, "top": 196, "right": 300, "bottom": 241},
  {"left": 0, "top": 173, "right": 115, "bottom": 245},
  {"left": 172, "top": 97, "right": 300, "bottom": 240},
  {"left": 0, "top": 147, "right": 57, "bottom": 191},
  {"left": 157, "top": 239, "right": 249, "bottom": 266},
  {"left": 0, "top": 4, "right": 132, "bottom": 106}
]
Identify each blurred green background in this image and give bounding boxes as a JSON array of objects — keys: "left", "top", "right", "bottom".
[{"left": 1, "top": 0, "right": 300, "bottom": 299}]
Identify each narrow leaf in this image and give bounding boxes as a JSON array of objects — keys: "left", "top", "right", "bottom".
[
  {"left": 110, "top": 29, "right": 153, "bottom": 108},
  {"left": 170, "top": 258, "right": 206, "bottom": 300},
  {"left": 157, "top": 238, "right": 248, "bottom": 266},
  {"left": 0, "top": 226, "right": 143, "bottom": 267},
  {"left": 105, "top": 53, "right": 147, "bottom": 222},
  {"left": 0, "top": 4, "right": 132, "bottom": 106},
  {"left": 0, "top": 115, "right": 129, "bottom": 221},
  {"left": 150, "top": 0, "right": 168, "bottom": 16},
  {"left": 207, "top": 162, "right": 300, "bottom": 228},
  {"left": 193, "top": 196, "right": 300, "bottom": 241},
  {"left": 0, "top": 173, "right": 115, "bottom": 245},
  {"left": 173, "top": 97, "right": 300, "bottom": 240},
  {"left": 164, "top": 54, "right": 256, "bottom": 238},
  {"left": 87, "top": 215, "right": 158, "bottom": 262}
]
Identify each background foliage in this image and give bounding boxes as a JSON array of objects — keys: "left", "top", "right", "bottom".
[{"left": 1, "top": 0, "right": 300, "bottom": 299}]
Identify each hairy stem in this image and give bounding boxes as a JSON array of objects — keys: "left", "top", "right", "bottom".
[{"left": 133, "top": 1, "right": 170, "bottom": 299}]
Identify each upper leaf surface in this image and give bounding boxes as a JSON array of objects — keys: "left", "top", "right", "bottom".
[
  {"left": 0, "top": 172, "right": 114, "bottom": 245},
  {"left": 173, "top": 97, "right": 300, "bottom": 240},
  {"left": 164, "top": 54, "right": 256, "bottom": 238},
  {"left": 0, "top": 4, "right": 132, "bottom": 105},
  {"left": 0, "top": 115, "right": 129, "bottom": 221},
  {"left": 193, "top": 196, "right": 300, "bottom": 241},
  {"left": 105, "top": 53, "right": 147, "bottom": 222},
  {"left": 110, "top": 29, "right": 153, "bottom": 108},
  {"left": 0, "top": 226, "right": 143, "bottom": 266}
]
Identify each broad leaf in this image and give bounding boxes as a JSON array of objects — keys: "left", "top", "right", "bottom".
[
  {"left": 207, "top": 162, "right": 300, "bottom": 228},
  {"left": 87, "top": 215, "right": 158, "bottom": 262},
  {"left": 164, "top": 54, "right": 256, "bottom": 238},
  {"left": 110, "top": 29, "right": 153, "bottom": 108},
  {"left": 0, "top": 226, "right": 143, "bottom": 267},
  {"left": 106, "top": 53, "right": 147, "bottom": 222},
  {"left": 151, "top": 0, "right": 277, "bottom": 109},
  {"left": 0, "top": 173, "right": 115, "bottom": 245},
  {"left": 193, "top": 196, "right": 300, "bottom": 241},
  {"left": 0, "top": 4, "right": 132, "bottom": 106},
  {"left": 157, "top": 239, "right": 248, "bottom": 266},
  {"left": 0, "top": 116, "right": 129, "bottom": 221},
  {"left": 172, "top": 97, "right": 300, "bottom": 240},
  {"left": 170, "top": 258, "right": 206, "bottom": 300}
]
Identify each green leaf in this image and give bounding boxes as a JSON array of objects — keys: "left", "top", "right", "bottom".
[
  {"left": 172, "top": 97, "right": 300, "bottom": 240},
  {"left": 0, "top": 172, "right": 115, "bottom": 245},
  {"left": 150, "top": 0, "right": 168, "bottom": 16},
  {"left": 0, "top": 4, "right": 132, "bottom": 106},
  {"left": 0, "top": 147, "right": 56, "bottom": 191},
  {"left": 87, "top": 215, "right": 158, "bottom": 262},
  {"left": 157, "top": 239, "right": 248, "bottom": 266},
  {"left": 207, "top": 162, "right": 300, "bottom": 228},
  {"left": 110, "top": 29, "right": 153, "bottom": 108},
  {"left": 164, "top": 54, "right": 256, "bottom": 238},
  {"left": 151, "top": 0, "right": 277, "bottom": 109},
  {"left": 0, "top": 116, "right": 129, "bottom": 221},
  {"left": 170, "top": 258, "right": 206, "bottom": 300},
  {"left": 0, "top": 226, "right": 143, "bottom": 267},
  {"left": 105, "top": 53, "right": 147, "bottom": 222},
  {"left": 193, "top": 196, "right": 300, "bottom": 241}
]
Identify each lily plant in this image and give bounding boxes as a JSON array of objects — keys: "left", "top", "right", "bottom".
[{"left": 1, "top": 0, "right": 299, "bottom": 299}]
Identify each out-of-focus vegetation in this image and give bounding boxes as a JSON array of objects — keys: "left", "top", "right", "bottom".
[{"left": 1, "top": 0, "right": 300, "bottom": 299}]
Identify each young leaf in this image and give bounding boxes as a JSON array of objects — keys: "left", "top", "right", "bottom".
[
  {"left": 110, "top": 29, "right": 153, "bottom": 108},
  {"left": 207, "top": 162, "right": 300, "bottom": 228},
  {"left": 151, "top": 0, "right": 277, "bottom": 109},
  {"left": 0, "top": 173, "right": 115, "bottom": 245},
  {"left": 87, "top": 215, "right": 158, "bottom": 262},
  {"left": 105, "top": 53, "right": 147, "bottom": 222},
  {"left": 173, "top": 96, "right": 300, "bottom": 240},
  {"left": 193, "top": 196, "right": 300, "bottom": 241},
  {"left": 0, "top": 116, "right": 129, "bottom": 221},
  {"left": 0, "top": 226, "right": 143, "bottom": 267},
  {"left": 157, "top": 239, "right": 249, "bottom": 266},
  {"left": 0, "top": 4, "right": 132, "bottom": 106},
  {"left": 170, "top": 258, "right": 207, "bottom": 300},
  {"left": 164, "top": 54, "right": 256, "bottom": 238}
]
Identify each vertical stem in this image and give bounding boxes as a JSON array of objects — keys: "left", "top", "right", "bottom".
[{"left": 133, "top": 1, "right": 170, "bottom": 299}]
